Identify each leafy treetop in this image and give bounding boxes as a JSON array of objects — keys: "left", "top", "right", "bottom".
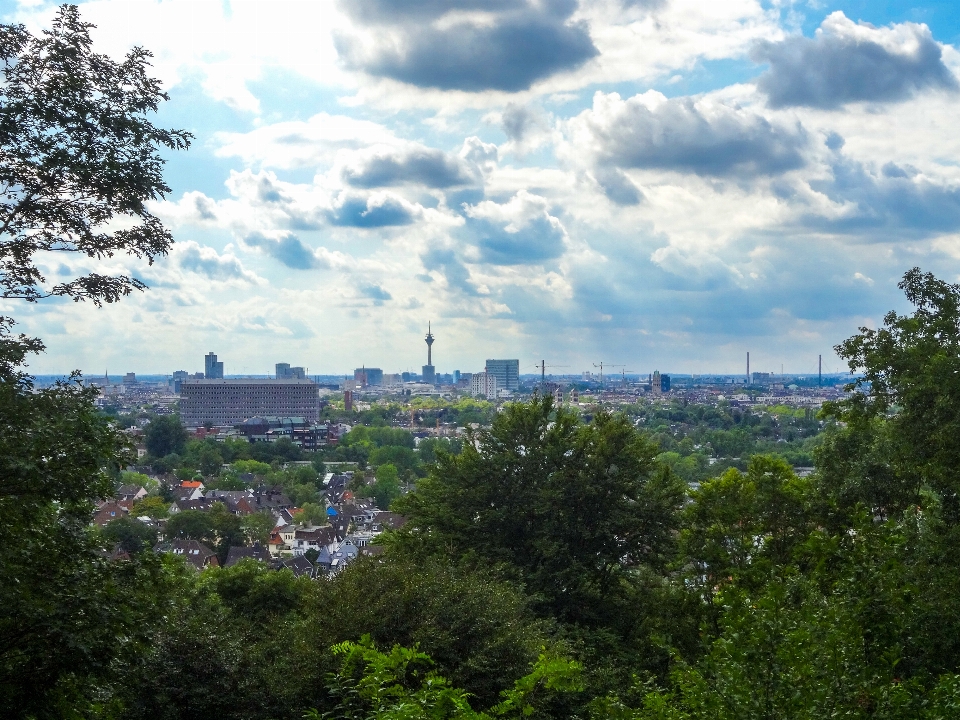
[{"left": 0, "top": 5, "right": 191, "bottom": 305}]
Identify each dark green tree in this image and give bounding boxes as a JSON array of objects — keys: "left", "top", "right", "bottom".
[
  {"left": 0, "top": 5, "right": 191, "bottom": 304},
  {"left": 0, "top": 322, "right": 152, "bottom": 715},
  {"left": 824, "top": 268, "right": 960, "bottom": 520},
  {"left": 209, "top": 501, "right": 246, "bottom": 564},
  {"left": 102, "top": 516, "right": 159, "bottom": 554},
  {"left": 242, "top": 510, "right": 276, "bottom": 545},
  {"left": 145, "top": 414, "right": 188, "bottom": 458},
  {"left": 680, "top": 456, "right": 813, "bottom": 595},
  {"left": 305, "top": 557, "right": 562, "bottom": 711},
  {"left": 362, "top": 463, "right": 401, "bottom": 510},
  {"left": 182, "top": 438, "right": 229, "bottom": 476},
  {"left": 165, "top": 509, "right": 215, "bottom": 547},
  {"left": 393, "top": 397, "right": 685, "bottom": 625},
  {"left": 0, "top": 5, "right": 190, "bottom": 716}
]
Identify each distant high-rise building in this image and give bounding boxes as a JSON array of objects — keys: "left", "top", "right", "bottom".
[
  {"left": 471, "top": 372, "right": 498, "bottom": 399},
  {"left": 453, "top": 370, "right": 461, "bottom": 384},
  {"left": 401, "top": 371, "right": 414, "bottom": 383},
  {"left": 205, "top": 352, "right": 224, "bottom": 379},
  {"left": 171, "top": 370, "right": 189, "bottom": 393},
  {"left": 354, "top": 367, "right": 383, "bottom": 386},
  {"left": 554, "top": 386, "right": 563, "bottom": 405},
  {"left": 277, "top": 363, "right": 306, "bottom": 379},
  {"left": 343, "top": 389, "right": 353, "bottom": 412},
  {"left": 485, "top": 359, "right": 519, "bottom": 391},
  {"left": 123, "top": 372, "right": 136, "bottom": 384},
  {"left": 652, "top": 371, "right": 670, "bottom": 394},
  {"left": 179, "top": 378, "right": 319, "bottom": 426}
]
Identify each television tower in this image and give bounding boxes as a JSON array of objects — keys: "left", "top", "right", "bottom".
[
  {"left": 422, "top": 322, "right": 437, "bottom": 385},
  {"left": 425, "top": 322, "right": 434, "bottom": 366}
]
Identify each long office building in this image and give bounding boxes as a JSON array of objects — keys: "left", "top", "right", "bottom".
[{"left": 180, "top": 378, "right": 319, "bottom": 426}]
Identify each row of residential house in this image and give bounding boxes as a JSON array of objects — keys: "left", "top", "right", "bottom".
[{"left": 94, "top": 471, "right": 406, "bottom": 579}]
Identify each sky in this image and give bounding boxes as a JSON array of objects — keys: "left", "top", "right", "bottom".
[{"left": 4, "top": 0, "right": 960, "bottom": 377}]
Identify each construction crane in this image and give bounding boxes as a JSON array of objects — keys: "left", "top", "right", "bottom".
[
  {"left": 534, "top": 360, "right": 568, "bottom": 392},
  {"left": 593, "top": 362, "right": 624, "bottom": 403}
]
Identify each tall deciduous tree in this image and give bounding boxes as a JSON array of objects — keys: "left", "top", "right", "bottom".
[
  {"left": 0, "top": 322, "right": 149, "bottom": 715},
  {"left": 0, "top": 5, "right": 191, "bottom": 304},
  {"left": 0, "top": 6, "right": 191, "bottom": 716},
  {"left": 827, "top": 268, "right": 960, "bottom": 520},
  {"left": 393, "top": 396, "right": 685, "bottom": 625},
  {"left": 145, "top": 414, "right": 188, "bottom": 458}
]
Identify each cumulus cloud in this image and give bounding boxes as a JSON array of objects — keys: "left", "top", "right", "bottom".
[
  {"left": 460, "top": 137, "right": 499, "bottom": 174},
  {"left": 173, "top": 241, "right": 263, "bottom": 283},
  {"left": 242, "top": 232, "right": 340, "bottom": 270},
  {"left": 335, "top": 0, "right": 598, "bottom": 92},
  {"left": 462, "top": 191, "right": 568, "bottom": 265},
  {"left": 215, "top": 113, "right": 399, "bottom": 170},
  {"left": 593, "top": 168, "right": 643, "bottom": 206},
  {"left": 803, "top": 157, "right": 960, "bottom": 236},
  {"left": 501, "top": 103, "right": 547, "bottom": 141},
  {"left": 360, "top": 284, "right": 392, "bottom": 305},
  {"left": 491, "top": 103, "right": 552, "bottom": 155},
  {"left": 327, "top": 192, "right": 421, "bottom": 227},
  {"left": 566, "top": 91, "right": 807, "bottom": 180},
  {"left": 340, "top": 144, "right": 479, "bottom": 188},
  {"left": 150, "top": 191, "right": 221, "bottom": 227},
  {"left": 221, "top": 170, "right": 326, "bottom": 231},
  {"left": 620, "top": 0, "right": 665, "bottom": 9},
  {"left": 754, "top": 13, "right": 958, "bottom": 109},
  {"left": 421, "top": 246, "right": 478, "bottom": 295}
]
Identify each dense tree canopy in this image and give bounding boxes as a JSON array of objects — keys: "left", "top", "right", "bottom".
[
  {"left": 0, "top": 323, "right": 152, "bottom": 715},
  {"left": 394, "top": 396, "right": 685, "bottom": 625}
]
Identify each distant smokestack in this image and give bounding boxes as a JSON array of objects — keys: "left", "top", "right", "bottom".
[
  {"left": 747, "top": 352, "right": 750, "bottom": 383},
  {"left": 819, "top": 355, "right": 822, "bottom": 387}
]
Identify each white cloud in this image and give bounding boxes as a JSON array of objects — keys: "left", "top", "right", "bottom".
[
  {"left": 172, "top": 241, "right": 264, "bottom": 284},
  {"left": 214, "top": 113, "right": 399, "bottom": 169},
  {"left": 11, "top": 0, "right": 352, "bottom": 113}
]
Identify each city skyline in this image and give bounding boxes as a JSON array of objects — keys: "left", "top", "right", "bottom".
[{"left": 5, "top": 1, "right": 959, "bottom": 375}]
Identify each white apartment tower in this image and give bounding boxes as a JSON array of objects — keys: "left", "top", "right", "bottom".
[{"left": 470, "top": 372, "right": 498, "bottom": 400}]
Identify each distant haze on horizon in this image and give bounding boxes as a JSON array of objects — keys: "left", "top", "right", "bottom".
[{"left": 4, "top": 0, "right": 958, "bottom": 376}]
